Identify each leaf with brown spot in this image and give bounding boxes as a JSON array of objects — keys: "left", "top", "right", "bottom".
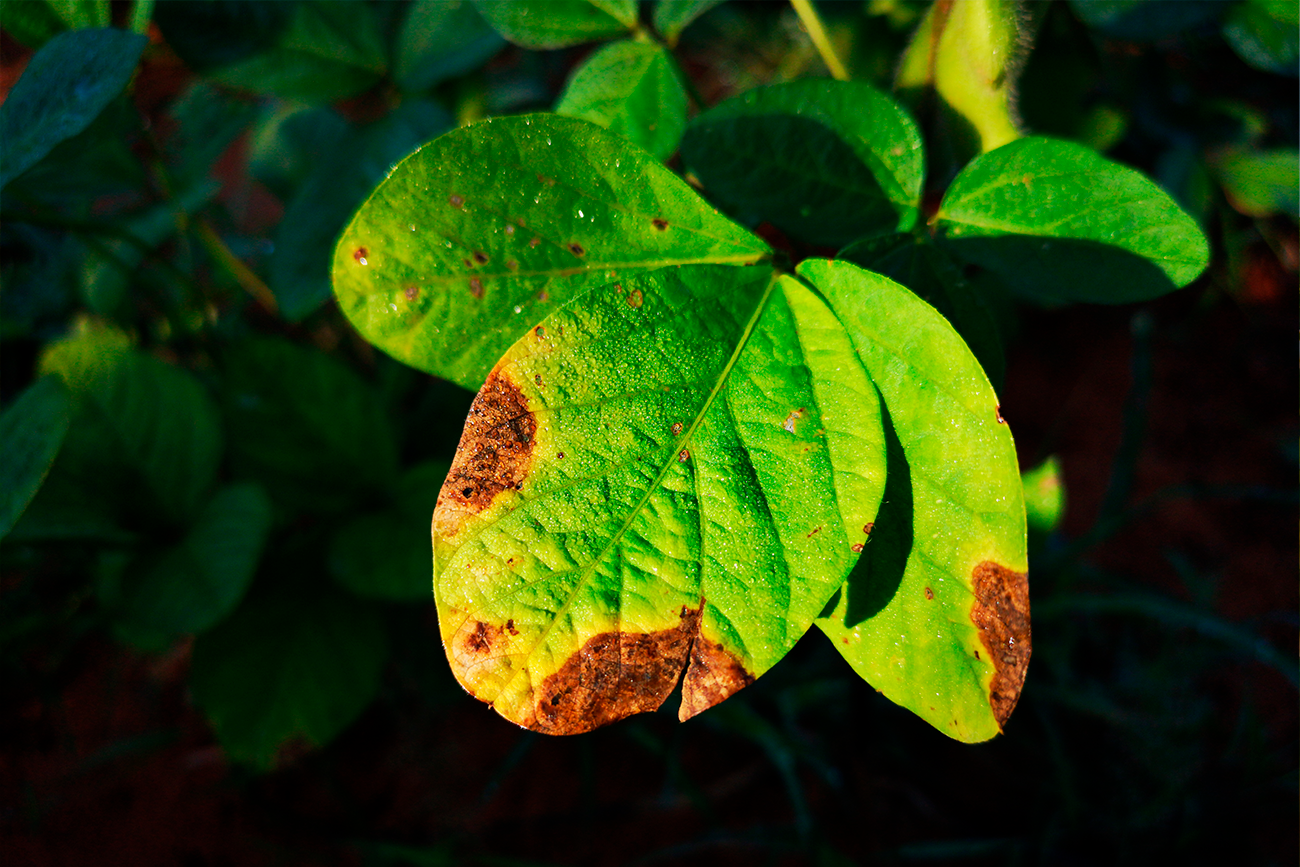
[
  {"left": 807, "top": 260, "right": 1028, "bottom": 742},
  {"left": 432, "top": 264, "right": 888, "bottom": 734}
]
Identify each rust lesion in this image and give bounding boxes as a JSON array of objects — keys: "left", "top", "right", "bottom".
[
  {"left": 970, "top": 561, "right": 1031, "bottom": 730},
  {"left": 679, "top": 637, "right": 755, "bottom": 722},
  {"left": 434, "top": 370, "right": 536, "bottom": 539},
  {"left": 531, "top": 606, "right": 704, "bottom": 735}
]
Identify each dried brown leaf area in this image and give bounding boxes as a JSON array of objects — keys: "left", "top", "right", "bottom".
[
  {"left": 433, "top": 369, "right": 536, "bottom": 539},
  {"left": 970, "top": 561, "right": 1032, "bottom": 728}
]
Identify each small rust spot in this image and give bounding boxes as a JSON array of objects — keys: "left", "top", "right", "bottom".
[
  {"left": 534, "top": 374, "right": 543, "bottom": 387},
  {"left": 404, "top": 285, "right": 419, "bottom": 301},
  {"left": 474, "top": 251, "right": 489, "bottom": 264},
  {"left": 807, "top": 525, "right": 822, "bottom": 538},
  {"left": 449, "top": 194, "right": 464, "bottom": 208},
  {"left": 537, "top": 289, "right": 549, "bottom": 302},
  {"left": 671, "top": 422, "right": 683, "bottom": 436},
  {"left": 626, "top": 287, "right": 643, "bottom": 308},
  {"left": 995, "top": 404, "right": 1006, "bottom": 424},
  {"left": 532, "top": 606, "right": 702, "bottom": 734},
  {"left": 925, "top": 587, "right": 934, "bottom": 600},
  {"left": 652, "top": 218, "right": 669, "bottom": 231},
  {"left": 851, "top": 543, "right": 864, "bottom": 553},
  {"left": 505, "top": 224, "right": 515, "bottom": 235},
  {"left": 680, "top": 639, "right": 754, "bottom": 721},
  {"left": 863, "top": 523, "right": 874, "bottom": 535},
  {"left": 435, "top": 369, "right": 536, "bottom": 529},
  {"left": 534, "top": 325, "right": 545, "bottom": 338},
  {"left": 506, "top": 619, "right": 519, "bottom": 635},
  {"left": 353, "top": 247, "right": 368, "bottom": 264},
  {"left": 469, "top": 277, "right": 484, "bottom": 298},
  {"left": 678, "top": 449, "right": 690, "bottom": 462},
  {"left": 463, "top": 258, "right": 474, "bottom": 269},
  {"left": 971, "top": 561, "right": 1031, "bottom": 729},
  {"left": 556, "top": 451, "right": 565, "bottom": 459},
  {"left": 783, "top": 408, "right": 805, "bottom": 433},
  {"left": 974, "top": 650, "right": 981, "bottom": 660},
  {"left": 536, "top": 173, "right": 555, "bottom": 186},
  {"left": 507, "top": 259, "right": 519, "bottom": 270},
  {"left": 464, "top": 621, "right": 496, "bottom": 654},
  {"left": 568, "top": 242, "right": 585, "bottom": 257}
]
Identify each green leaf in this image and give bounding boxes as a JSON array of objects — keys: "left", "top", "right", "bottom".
[
  {"left": 191, "top": 574, "right": 389, "bottom": 770},
  {"left": 556, "top": 40, "right": 688, "bottom": 161},
  {"left": 680, "top": 80, "right": 924, "bottom": 246},
  {"left": 1069, "top": 0, "right": 1226, "bottom": 42},
  {"left": 0, "top": 0, "right": 72, "bottom": 48},
  {"left": 162, "top": 82, "right": 260, "bottom": 186},
  {"left": 653, "top": 0, "right": 727, "bottom": 46},
  {"left": 936, "top": 137, "right": 1211, "bottom": 304},
  {"left": 248, "top": 104, "right": 351, "bottom": 200},
  {"left": 112, "top": 482, "right": 273, "bottom": 638},
  {"left": 473, "top": 0, "right": 637, "bottom": 49},
  {"left": 221, "top": 337, "right": 398, "bottom": 512},
  {"left": 0, "top": 376, "right": 73, "bottom": 540},
  {"left": 392, "top": 0, "right": 505, "bottom": 93},
  {"left": 46, "top": 0, "right": 110, "bottom": 29},
  {"left": 802, "top": 259, "right": 1028, "bottom": 743},
  {"left": 329, "top": 461, "right": 448, "bottom": 601},
  {"left": 39, "top": 325, "right": 223, "bottom": 523},
  {"left": 0, "top": 28, "right": 148, "bottom": 188},
  {"left": 1022, "top": 456, "right": 1064, "bottom": 534},
  {"left": 156, "top": 0, "right": 386, "bottom": 103},
  {"left": 272, "top": 100, "right": 451, "bottom": 320},
  {"left": 1223, "top": 0, "right": 1299, "bottom": 76},
  {"left": 432, "top": 263, "right": 888, "bottom": 733},
  {"left": 332, "top": 114, "right": 770, "bottom": 391},
  {"left": 838, "top": 233, "right": 1005, "bottom": 389},
  {"left": 1212, "top": 147, "right": 1299, "bottom": 219}
]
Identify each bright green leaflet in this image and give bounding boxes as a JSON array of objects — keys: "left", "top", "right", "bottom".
[
  {"left": 433, "top": 263, "right": 887, "bottom": 733},
  {"left": 333, "top": 114, "right": 770, "bottom": 391},
  {"left": 221, "top": 337, "right": 398, "bottom": 512},
  {"left": 0, "top": 376, "right": 72, "bottom": 539},
  {"left": 680, "top": 80, "right": 924, "bottom": 246},
  {"left": 936, "top": 136, "right": 1210, "bottom": 304},
  {"left": 393, "top": 0, "right": 504, "bottom": 93},
  {"left": 40, "top": 326, "right": 222, "bottom": 523},
  {"left": 556, "top": 40, "right": 688, "bottom": 161},
  {"left": 803, "top": 259, "right": 1027, "bottom": 743},
  {"left": 1223, "top": 0, "right": 1299, "bottom": 76},
  {"left": 473, "top": 0, "right": 636, "bottom": 50},
  {"left": 1022, "top": 456, "right": 1065, "bottom": 534},
  {"left": 653, "top": 0, "right": 727, "bottom": 46},
  {"left": 191, "top": 576, "right": 389, "bottom": 770},
  {"left": 0, "top": 28, "right": 147, "bottom": 188},
  {"left": 112, "top": 482, "right": 273, "bottom": 639}
]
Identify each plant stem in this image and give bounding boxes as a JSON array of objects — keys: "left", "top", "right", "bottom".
[
  {"left": 128, "top": 0, "right": 155, "bottom": 34},
  {"left": 193, "top": 219, "right": 279, "bottom": 315},
  {"left": 790, "top": 0, "right": 848, "bottom": 81}
]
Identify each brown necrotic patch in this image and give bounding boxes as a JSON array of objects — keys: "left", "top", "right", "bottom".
[
  {"left": 679, "top": 638, "right": 754, "bottom": 721},
  {"left": 532, "top": 606, "right": 703, "bottom": 735},
  {"left": 970, "top": 561, "right": 1031, "bottom": 729},
  {"left": 435, "top": 370, "right": 536, "bottom": 529}
]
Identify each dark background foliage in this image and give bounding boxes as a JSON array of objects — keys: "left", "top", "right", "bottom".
[{"left": 1, "top": 1, "right": 1295, "bottom": 865}]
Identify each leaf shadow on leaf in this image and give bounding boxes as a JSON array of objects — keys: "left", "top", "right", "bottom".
[
  {"left": 835, "top": 402, "right": 912, "bottom": 628},
  {"left": 683, "top": 114, "right": 898, "bottom": 248},
  {"left": 940, "top": 234, "right": 1181, "bottom": 305}
]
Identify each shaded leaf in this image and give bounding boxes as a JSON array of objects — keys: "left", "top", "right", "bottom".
[
  {"left": 805, "top": 259, "right": 1027, "bottom": 743},
  {"left": 0, "top": 376, "right": 73, "bottom": 539},
  {"left": 1211, "top": 147, "right": 1299, "bottom": 219},
  {"left": 1069, "top": 0, "right": 1227, "bottom": 42},
  {"left": 113, "top": 482, "right": 273, "bottom": 638},
  {"left": 680, "top": 80, "right": 923, "bottom": 246},
  {"left": 432, "top": 263, "right": 887, "bottom": 733},
  {"left": 221, "top": 337, "right": 398, "bottom": 512},
  {"left": 39, "top": 325, "right": 222, "bottom": 524},
  {"left": 653, "top": 0, "right": 727, "bottom": 46},
  {"left": 332, "top": 114, "right": 770, "bottom": 390},
  {"left": 329, "top": 461, "right": 448, "bottom": 601},
  {"left": 473, "top": 0, "right": 636, "bottom": 49},
  {"left": 156, "top": 0, "right": 386, "bottom": 103},
  {"left": 1223, "top": 0, "right": 1299, "bottom": 76},
  {"left": 392, "top": 0, "right": 504, "bottom": 93},
  {"left": 191, "top": 573, "right": 389, "bottom": 770},
  {"left": 273, "top": 100, "right": 451, "bottom": 320},
  {"left": 162, "top": 82, "right": 260, "bottom": 186},
  {"left": 0, "top": 28, "right": 148, "bottom": 187},
  {"left": 556, "top": 40, "right": 688, "bottom": 161},
  {"left": 936, "top": 137, "right": 1210, "bottom": 303}
]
